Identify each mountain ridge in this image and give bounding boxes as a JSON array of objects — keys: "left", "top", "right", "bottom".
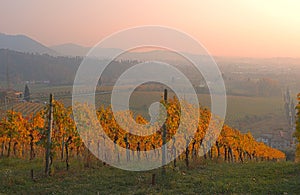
[{"left": 0, "top": 33, "right": 57, "bottom": 56}]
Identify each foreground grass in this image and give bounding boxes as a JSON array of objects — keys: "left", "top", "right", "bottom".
[{"left": 0, "top": 158, "right": 299, "bottom": 194}]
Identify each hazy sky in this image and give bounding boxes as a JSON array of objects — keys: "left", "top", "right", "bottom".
[{"left": 1, "top": 0, "right": 300, "bottom": 58}]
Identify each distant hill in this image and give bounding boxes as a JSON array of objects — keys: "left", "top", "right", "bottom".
[
  {"left": 0, "top": 49, "right": 80, "bottom": 84},
  {"left": 50, "top": 43, "right": 89, "bottom": 57},
  {"left": 50, "top": 43, "right": 204, "bottom": 63},
  {"left": 0, "top": 49, "right": 138, "bottom": 85},
  {"left": 51, "top": 43, "right": 183, "bottom": 61},
  {"left": 50, "top": 43, "right": 123, "bottom": 58},
  {"left": 0, "top": 33, "right": 57, "bottom": 56}
]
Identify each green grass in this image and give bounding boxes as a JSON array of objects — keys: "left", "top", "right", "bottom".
[{"left": 0, "top": 158, "right": 299, "bottom": 194}]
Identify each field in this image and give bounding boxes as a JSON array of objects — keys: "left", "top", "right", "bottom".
[{"left": 0, "top": 158, "right": 299, "bottom": 194}]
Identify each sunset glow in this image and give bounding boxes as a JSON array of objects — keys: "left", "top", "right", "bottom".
[{"left": 1, "top": 0, "right": 300, "bottom": 57}]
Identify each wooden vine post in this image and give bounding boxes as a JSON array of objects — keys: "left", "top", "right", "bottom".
[
  {"left": 45, "top": 94, "right": 53, "bottom": 176},
  {"left": 162, "top": 89, "right": 168, "bottom": 175}
]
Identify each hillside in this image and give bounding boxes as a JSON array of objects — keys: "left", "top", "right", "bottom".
[
  {"left": 0, "top": 49, "right": 80, "bottom": 84},
  {"left": 0, "top": 33, "right": 57, "bottom": 56},
  {"left": 50, "top": 43, "right": 89, "bottom": 57},
  {"left": 0, "top": 49, "right": 140, "bottom": 85}
]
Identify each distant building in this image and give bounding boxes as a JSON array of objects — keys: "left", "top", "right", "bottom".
[
  {"left": 0, "top": 89, "right": 23, "bottom": 104},
  {"left": 257, "top": 133, "right": 273, "bottom": 146},
  {"left": 270, "top": 131, "right": 291, "bottom": 149},
  {"left": 256, "top": 130, "right": 294, "bottom": 150},
  {"left": 25, "top": 80, "right": 50, "bottom": 84}
]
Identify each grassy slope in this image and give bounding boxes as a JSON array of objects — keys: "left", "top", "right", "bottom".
[{"left": 0, "top": 158, "right": 299, "bottom": 194}]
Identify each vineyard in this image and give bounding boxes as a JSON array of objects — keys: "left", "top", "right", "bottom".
[
  {"left": 1, "top": 86, "right": 288, "bottom": 138},
  {"left": 0, "top": 95, "right": 296, "bottom": 194},
  {"left": 11, "top": 102, "right": 44, "bottom": 115},
  {"left": 0, "top": 97, "right": 285, "bottom": 171}
]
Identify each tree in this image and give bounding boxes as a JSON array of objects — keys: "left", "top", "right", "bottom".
[
  {"left": 24, "top": 84, "right": 30, "bottom": 102},
  {"left": 294, "top": 93, "right": 300, "bottom": 162}
]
